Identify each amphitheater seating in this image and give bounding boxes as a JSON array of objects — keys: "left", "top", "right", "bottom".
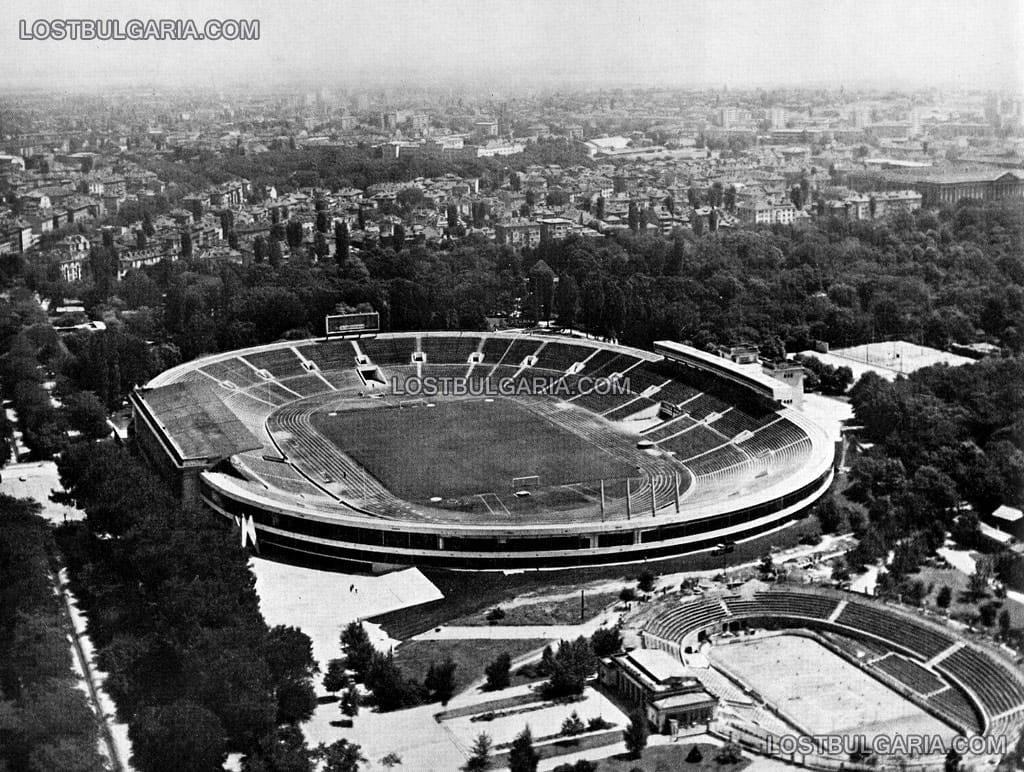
[
  {"left": 199, "top": 357, "right": 263, "bottom": 388},
  {"left": 567, "top": 349, "right": 612, "bottom": 374},
  {"left": 536, "top": 342, "right": 587, "bottom": 371},
  {"left": 489, "top": 339, "right": 542, "bottom": 370},
  {"left": 738, "top": 419, "right": 808, "bottom": 456},
  {"left": 605, "top": 397, "right": 657, "bottom": 421},
  {"left": 318, "top": 368, "right": 363, "bottom": 391},
  {"left": 234, "top": 454, "right": 329, "bottom": 499},
  {"left": 297, "top": 340, "right": 357, "bottom": 369},
  {"left": 247, "top": 381, "right": 299, "bottom": 406},
  {"left": 657, "top": 425, "right": 726, "bottom": 459},
  {"left": 359, "top": 337, "right": 418, "bottom": 365},
  {"left": 835, "top": 603, "right": 955, "bottom": 659},
  {"left": 572, "top": 384, "right": 636, "bottom": 415},
  {"left": 243, "top": 348, "right": 306, "bottom": 378},
  {"left": 655, "top": 379, "right": 702, "bottom": 407},
  {"left": 280, "top": 373, "right": 333, "bottom": 398},
  {"left": 939, "top": 646, "right": 1024, "bottom": 716},
  {"left": 679, "top": 392, "right": 732, "bottom": 421},
  {"left": 643, "top": 415, "right": 698, "bottom": 442},
  {"left": 618, "top": 364, "right": 670, "bottom": 396},
  {"left": 724, "top": 591, "right": 839, "bottom": 620},
  {"left": 644, "top": 597, "right": 729, "bottom": 642},
  {"left": 873, "top": 654, "right": 947, "bottom": 695},
  {"left": 480, "top": 337, "right": 513, "bottom": 363},
  {"left": 928, "top": 687, "right": 982, "bottom": 732},
  {"left": 820, "top": 631, "right": 893, "bottom": 661},
  {"left": 709, "top": 408, "right": 775, "bottom": 438},
  {"left": 686, "top": 445, "right": 749, "bottom": 476},
  {"left": 420, "top": 336, "right": 482, "bottom": 364}
]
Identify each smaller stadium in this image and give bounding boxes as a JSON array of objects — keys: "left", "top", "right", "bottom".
[
  {"left": 616, "top": 585, "right": 1024, "bottom": 769},
  {"left": 130, "top": 328, "right": 835, "bottom": 570}
]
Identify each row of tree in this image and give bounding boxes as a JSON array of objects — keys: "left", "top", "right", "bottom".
[
  {"left": 0, "top": 494, "right": 106, "bottom": 772},
  {"left": 54, "top": 441, "right": 323, "bottom": 771}
]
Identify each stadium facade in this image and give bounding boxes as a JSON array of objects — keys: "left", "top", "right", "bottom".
[{"left": 131, "top": 332, "right": 835, "bottom": 571}]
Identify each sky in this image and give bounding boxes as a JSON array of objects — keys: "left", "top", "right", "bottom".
[{"left": 1, "top": 0, "right": 1021, "bottom": 91}]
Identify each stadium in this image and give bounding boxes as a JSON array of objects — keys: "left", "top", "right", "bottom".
[
  {"left": 624, "top": 585, "right": 1024, "bottom": 768},
  {"left": 130, "top": 329, "right": 835, "bottom": 571}
]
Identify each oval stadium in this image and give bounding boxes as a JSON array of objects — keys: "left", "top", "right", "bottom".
[{"left": 129, "top": 332, "right": 835, "bottom": 571}]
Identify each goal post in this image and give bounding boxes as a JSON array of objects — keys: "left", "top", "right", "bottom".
[{"left": 511, "top": 474, "right": 541, "bottom": 492}]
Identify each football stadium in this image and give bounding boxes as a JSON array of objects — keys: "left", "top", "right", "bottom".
[
  {"left": 624, "top": 585, "right": 1024, "bottom": 768},
  {"left": 129, "top": 329, "right": 835, "bottom": 570}
]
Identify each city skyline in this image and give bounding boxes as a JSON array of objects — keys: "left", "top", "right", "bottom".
[{"left": 1, "top": 0, "right": 1022, "bottom": 92}]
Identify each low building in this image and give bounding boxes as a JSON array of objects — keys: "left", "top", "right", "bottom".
[{"left": 599, "top": 648, "right": 718, "bottom": 735}]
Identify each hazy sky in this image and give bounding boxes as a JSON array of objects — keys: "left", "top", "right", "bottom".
[{"left": 2, "top": 0, "right": 1022, "bottom": 91}]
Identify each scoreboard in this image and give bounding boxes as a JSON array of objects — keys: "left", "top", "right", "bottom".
[{"left": 325, "top": 312, "right": 380, "bottom": 337}]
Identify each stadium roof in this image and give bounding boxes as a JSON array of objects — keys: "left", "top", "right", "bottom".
[{"left": 136, "top": 382, "right": 262, "bottom": 463}]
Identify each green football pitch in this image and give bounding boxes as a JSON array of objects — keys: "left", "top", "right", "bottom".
[{"left": 309, "top": 397, "right": 636, "bottom": 502}]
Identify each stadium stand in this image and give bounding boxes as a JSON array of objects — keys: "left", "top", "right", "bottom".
[
  {"left": 738, "top": 419, "right": 809, "bottom": 456},
  {"left": 644, "top": 597, "right": 730, "bottom": 642},
  {"left": 655, "top": 379, "right": 702, "bottom": 407},
  {"left": 928, "top": 687, "right": 983, "bottom": 732},
  {"left": 575, "top": 349, "right": 621, "bottom": 375},
  {"left": 709, "top": 408, "right": 776, "bottom": 438},
  {"left": 872, "top": 654, "right": 947, "bottom": 695},
  {"left": 536, "top": 341, "right": 588, "bottom": 371},
  {"left": 723, "top": 591, "right": 839, "bottom": 620},
  {"left": 199, "top": 357, "right": 264, "bottom": 388},
  {"left": 604, "top": 396, "right": 657, "bottom": 421},
  {"left": 359, "top": 337, "right": 418, "bottom": 365},
  {"left": 486, "top": 338, "right": 542, "bottom": 371},
  {"left": 657, "top": 425, "right": 727, "bottom": 459},
  {"left": 297, "top": 340, "right": 357, "bottom": 369},
  {"left": 643, "top": 415, "right": 698, "bottom": 441},
  {"left": 420, "top": 335, "right": 483, "bottom": 364},
  {"left": 243, "top": 348, "right": 307, "bottom": 378},
  {"left": 939, "top": 645, "right": 1024, "bottom": 716},
  {"left": 687, "top": 445, "right": 750, "bottom": 476},
  {"left": 835, "top": 603, "right": 955, "bottom": 659},
  {"left": 571, "top": 384, "right": 637, "bottom": 415},
  {"left": 281, "top": 373, "right": 334, "bottom": 398}
]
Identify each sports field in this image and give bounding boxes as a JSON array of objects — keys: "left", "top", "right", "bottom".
[
  {"left": 309, "top": 397, "right": 636, "bottom": 501},
  {"left": 708, "top": 635, "right": 955, "bottom": 742}
]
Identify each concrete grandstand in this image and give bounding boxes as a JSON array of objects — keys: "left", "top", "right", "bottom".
[{"left": 130, "top": 332, "right": 835, "bottom": 570}]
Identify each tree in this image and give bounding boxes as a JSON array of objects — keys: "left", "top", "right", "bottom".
[
  {"left": 686, "top": 745, "right": 703, "bottom": 763},
  {"left": 323, "top": 659, "right": 347, "bottom": 694},
  {"left": 555, "top": 274, "right": 580, "bottom": 331},
  {"left": 341, "top": 621, "right": 374, "bottom": 680},
  {"left": 560, "top": 711, "right": 585, "bottom": 737},
  {"left": 542, "top": 637, "right": 597, "bottom": 699},
  {"left": 129, "top": 701, "right": 227, "bottom": 772},
  {"left": 594, "top": 195, "right": 605, "bottom": 221},
  {"left": 484, "top": 652, "right": 511, "bottom": 691},
  {"left": 320, "top": 739, "right": 366, "bottom": 772},
  {"left": 627, "top": 201, "right": 639, "bottom": 232},
  {"left": 590, "top": 626, "right": 622, "bottom": 657},
  {"left": 179, "top": 231, "right": 193, "bottom": 259},
  {"left": 463, "top": 733, "right": 492, "bottom": 772},
  {"left": 936, "top": 585, "right": 952, "bottom": 610},
  {"left": 637, "top": 570, "right": 656, "bottom": 593},
  {"left": 424, "top": 658, "right": 457, "bottom": 705},
  {"left": 624, "top": 712, "right": 648, "bottom": 759},
  {"left": 268, "top": 237, "right": 283, "bottom": 268},
  {"left": 944, "top": 745, "right": 962, "bottom": 772},
  {"left": 508, "top": 726, "right": 538, "bottom": 772},
  {"left": 63, "top": 390, "right": 109, "bottom": 439},
  {"left": 379, "top": 752, "right": 402, "bottom": 770}
]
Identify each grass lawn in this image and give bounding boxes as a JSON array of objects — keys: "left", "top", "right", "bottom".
[
  {"left": 310, "top": 397, "right": 635, "bottom": 501},
  {"left": 392, "top": 638, "right": 550, "bottom": 694},
  {"left": 451, "top": 590, "right": 624, "bottom": 627},
  {"left": 595, "top": 743, "right": 751, "bottom": 772},
  {"left": 912, "top": 565, "right": 1024, "bottom": 628}
]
